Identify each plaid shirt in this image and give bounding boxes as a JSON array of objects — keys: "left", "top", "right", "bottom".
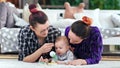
[{"left": 18, "top": 25, "right": 61, "bottom": 61}]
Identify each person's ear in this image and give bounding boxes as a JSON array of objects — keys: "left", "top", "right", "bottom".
[{"left": 30, "top": 25, "right": 35, "bottom": 31}]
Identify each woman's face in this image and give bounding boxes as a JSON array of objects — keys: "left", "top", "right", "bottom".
[
  {"left": 68, "top": 30, "right": 83, "bottom": 44},
  {"left": 30, "top": 21, "right": 49, "bottom": 38}
]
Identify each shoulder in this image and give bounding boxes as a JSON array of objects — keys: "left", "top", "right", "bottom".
[
  {"left": 89, "top": 26, "right": 102, "bottom": 40},
  {"left": 19, "top": 25, "right": 32, "bottom": 36},
  {"left": 90, "top": 26, "right": 100, "bottom": 34}
]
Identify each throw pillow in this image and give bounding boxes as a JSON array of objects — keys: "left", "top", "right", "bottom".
[
  {"left": 74, "top": 9, "right": 101, "bottom": 27},
  {"left": 51, "top": 19, "right": 77, "bottom": 28},
  {"left": 13, "top": 13, "right": 29, "bottom": 27},
  {"left": 111, "top": 14, "right": 120, "bottom": 27},
  {"left": 0, "top": 28, "right": 20, "bottom": 53}
]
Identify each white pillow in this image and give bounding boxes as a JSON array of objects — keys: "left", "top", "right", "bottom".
[
  {"left": 44, "top": 10, "right": 58, "bottom": 24},
  {"left": 44, "top": 9, "right": 64, "bottom": 24},
  {"left": 13, "top": 14, "right": 29, "bottom": 27},
  {"left": 99, "top": 12, "right": 114, "bottom": 28},
  {"left": 111, "top": 14, "right": 120, "bottom": 27},
  {"left": 74, "top": 9, "right": 101, "bottom": 27},
  {"left": 22, "top": 3, "right": 31, "bottom": 23},
  {"left": 51, "top": 19, "right": 77, "bottom": 28}
]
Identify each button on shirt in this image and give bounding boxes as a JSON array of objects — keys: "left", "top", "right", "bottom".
[
  {"left": 18, "top": 25, "right": 61, "bottom": 61},
  {"left": 65, "top": 26, "right": 103, "bottom": 64}
]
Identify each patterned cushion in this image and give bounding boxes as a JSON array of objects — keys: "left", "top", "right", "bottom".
[
  {"left": 100, "top": 28, "right": 120, "bottom": 38},
  {"left": 0, "top": 28, "right": 20, "bottom": 53}
]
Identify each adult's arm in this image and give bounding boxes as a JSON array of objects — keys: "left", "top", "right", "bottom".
[
  {"left": 85, "top": 29, "right": 103, "bottom": 64},
  {"left": 18, "top": 29, "right": 43, "bottom": 62},
  {"left": 18, "top": 28, "right": 56, "bottom": 62}
]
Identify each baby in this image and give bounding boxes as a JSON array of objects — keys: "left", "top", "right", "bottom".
[
  {"left": 55, "top": 36, "right": 74, "bottom": 64},
  {"left": 64, "top": 2, "right": 85, "bottom": 19}
]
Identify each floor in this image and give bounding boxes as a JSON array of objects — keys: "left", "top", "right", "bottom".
[
  {"left": 0, "top": 59, "right": 120, "bottom": 68},
  {"left": 0, "top": 54, "right": 120, "bottom": 68}
]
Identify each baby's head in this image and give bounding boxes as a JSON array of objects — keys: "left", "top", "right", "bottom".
[{"left": 55, "top": 36, "right": 69, "bottom": 56}]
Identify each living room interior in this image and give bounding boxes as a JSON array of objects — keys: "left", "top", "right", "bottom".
[{"left": 0, "top": 0, "right": 120, "bottom": 68}]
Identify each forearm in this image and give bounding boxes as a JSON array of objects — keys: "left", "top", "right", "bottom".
[{"left": 23, "top": 48, "right": 43, "bottom": 62}]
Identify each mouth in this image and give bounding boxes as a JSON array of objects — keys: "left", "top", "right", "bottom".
[{"left": 57, "top": 52, "right": 61, "bottom": 55}]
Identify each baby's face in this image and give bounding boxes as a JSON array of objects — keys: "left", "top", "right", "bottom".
[{"left": 55, "top": 41, "right": 69, "bottom": 56}]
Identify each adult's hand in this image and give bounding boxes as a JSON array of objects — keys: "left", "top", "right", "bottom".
[{"left": 40, "top": 43, "right": 54, "bottom": 54}]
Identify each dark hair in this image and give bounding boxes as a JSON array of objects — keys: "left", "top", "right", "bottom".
[
  {"left": 71, "top": 20, "right": 90, "bottom": 39},
  {"left": 29, "top": 4, "right": 48, "bottom": 27}
]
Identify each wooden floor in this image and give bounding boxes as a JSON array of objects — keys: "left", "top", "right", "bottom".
[
  {"left": 0, "top": 54, "right": 120, "bottom": 61},
  {"left": 0, "top": 54, "right": 18, "bottom": 59},
  {"left": 102, "top": 56, "right": 120, "bottom": 61}
]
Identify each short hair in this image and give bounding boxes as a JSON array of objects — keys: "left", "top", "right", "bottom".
[{"left": 55, "top": 36, "right": 69, "bottom": 46}]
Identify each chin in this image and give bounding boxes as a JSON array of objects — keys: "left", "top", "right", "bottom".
[{"left": 42, "top": 34, "right": 48, "bottom": 37}]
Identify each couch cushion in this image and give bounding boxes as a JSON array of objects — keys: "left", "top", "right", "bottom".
[
  {"left": 0, "top": 28, "right": 20, "bottom": 53},
  {"left": 100, "top": 28, "right": 120, "bottom": 38},
  {"left": 99, "top": 11, "right": 115, "bottom": 28}
]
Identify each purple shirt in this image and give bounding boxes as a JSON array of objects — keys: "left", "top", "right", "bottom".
[{"left": 65, "top": 26, "right": 103, "bottom": 64}]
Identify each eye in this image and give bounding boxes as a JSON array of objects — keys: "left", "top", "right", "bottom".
[{"left": 59, "top": 47, "right": 62, "bottom": 49}]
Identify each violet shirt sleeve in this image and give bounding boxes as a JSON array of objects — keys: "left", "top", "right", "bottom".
[{"left": 85, "top": 27, "right": 103, "bottom": 64}]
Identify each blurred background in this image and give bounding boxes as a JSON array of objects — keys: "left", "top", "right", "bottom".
[{"left": 7, "top": 0, "right": 120, "bottom": 9}]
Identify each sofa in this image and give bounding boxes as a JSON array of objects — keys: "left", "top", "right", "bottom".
[{"left": 0, "top": 8, "right": 120, "bottom": 53}]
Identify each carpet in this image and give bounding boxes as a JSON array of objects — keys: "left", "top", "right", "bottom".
[{"left": 0, "top": 59, "right": 120, "bottom": 68}]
